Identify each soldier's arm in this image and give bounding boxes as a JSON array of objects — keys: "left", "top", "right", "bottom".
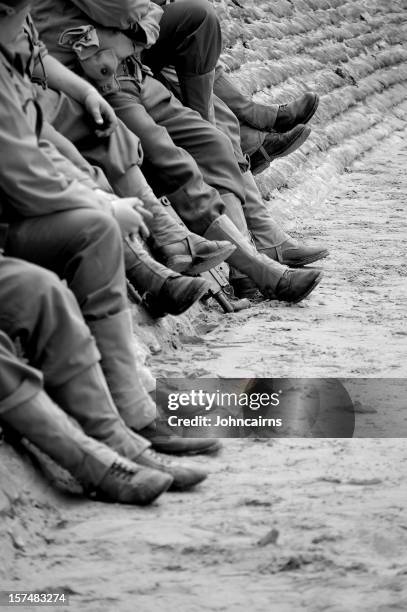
[
  {"left": 70, "top": 0, "right": 163, "bottom": 46},
  {"left": 0, "top": 64, "right": 106, "bottom": 217},
  {"left": 40, "top": 54, "right": 118, "bottom": 137}
]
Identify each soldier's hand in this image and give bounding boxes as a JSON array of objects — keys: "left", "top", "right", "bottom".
[
  {"left": 111, "top": 198, "right": 153, "bottom": 240},
  {"left": 83, "top": 89, "right": 118, "bottom": 137}
]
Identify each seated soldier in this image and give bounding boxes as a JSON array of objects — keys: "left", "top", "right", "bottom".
[
  {"left": 145, "top": 0, "right": 320, "bottom": 174},
  {"left": 0, "top": 0, "right": 218, "bottom": 482},
  {"left": 0, "top": 255, "right": 176, "bottom": 505},
  {"left": 29, "top": 1, "right": 324, "bottom": 303}
]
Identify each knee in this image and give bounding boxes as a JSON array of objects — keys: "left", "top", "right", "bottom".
[
  {"left": 15, "top": 261, "right": 61, "bottom": 301},
  {"left": 186, "top": 0, "right": 218, "bottom": 28},
  {"left": 73, "top": 209, "right": 122, "bottom": 254}
]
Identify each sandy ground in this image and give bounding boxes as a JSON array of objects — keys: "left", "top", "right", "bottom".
[
  {"left": 3, "top": 131, "right": 407, "bottom": 612},
  {"left": 152, "top": 128, "right": 407, "bottom": 380}
]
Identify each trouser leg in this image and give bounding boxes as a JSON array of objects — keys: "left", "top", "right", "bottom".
[
  {"left": 213, "top": 65, "right": 279, "bottom": 131},
  {"left": 0, "top": 257, "right": 99, "bottom": 387},
  {"left": 241, "top": 171, "right": 290, "bottom": 251},
  {"left": 107, "top": 82, "right": 225, "bottom": 234},
  {"left": 49, "top": 363, "right": 149, "bottom": 461},
  {"left": 212, "top": 98, "right": 290, "bottom": 251},
  {"left": 0, "top": 259, "right": 149, "bottom": 458},
  {"left": 138, "top": 76, "right": 246, "bottom": 205},
  {"left": 0, "top": 331, "right": 116, "bottom": 487},
  {"left": 37, "top": 87, "right": 143, "bottom": 188},
  {"left": 5, "top": 210, "right": 155, "bottom": 429},
  {"left": 143, "top": 0, "right": 221, "bottom": 122}
]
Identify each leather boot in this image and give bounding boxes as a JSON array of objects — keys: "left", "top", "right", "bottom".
[
  {"left": 178, "top": 70, "right": 216, "bottom": 124},
  {"left": 124, "top": 237, "right": 172, "bottom": 296},
  {"left": 154, "top": 232, "right": 236, "bottom": 275},
  {"left": 214, "top": 65, "right": 279, "bottom": 130},
  {"left": 262, "top": 238, "right": 330, "bottom": 267},
  {"left": 125, "top": 238, "right": 210, "bottom": 316},
  {"left": 47, "top": 365, "right": 207, "bottom": 492},
  {"left": 0, "top": 390, "right": 171, "bottom": 504},
  {"left": 273, "top": 93, "right": 319, "bottom": 133},
  {"left": 241, "top": 171, "right": 329, "bottom": 266},
  {"left": 87, "top": 310, "right": 156, "bottom": 432},
  {"left": 143, "top": 275, "right": 210, "bottom": 318},
  {"left": 250, "top": 125, "right": 311, "bottom": 175},
  {"left": 204, "top": 214, "right": 322, "bottom": 303}
]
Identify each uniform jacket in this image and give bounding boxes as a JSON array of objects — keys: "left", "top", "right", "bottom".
[
  {"left": 0, "top": 17, "right": 104, "bottom": 222},
  {"left": 31, "top": 0, "right": 163, "bottom": 73}
]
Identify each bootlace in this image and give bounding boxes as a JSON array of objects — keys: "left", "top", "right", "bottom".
[
  {"left": 143, "top": 448, "right": 174, "bottom": 468},
  {"left": 109, "top": 459, "right": 137, "bottom": 481}
]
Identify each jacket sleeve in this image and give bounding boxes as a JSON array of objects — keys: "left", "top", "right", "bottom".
[
  {"left": 70, "top": 0, "right": 163, "bottom": 46},
  {"left": 0, "top": 64, "right": 102, "bottom": 217}
]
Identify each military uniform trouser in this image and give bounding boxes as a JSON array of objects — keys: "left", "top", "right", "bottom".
[
  {"left": 106, "top": 74, "right": 245, "bottom": 235},
  {"left": 162, "top": 74, "right": 289, "bottom": 252},
  {"left": 143, "top": 0, "right": 221, "bottom": 122},
  {"left": 4, "top": 210, "right": 155, "bottom": 431},
  {"left": 0, "top": 258, "right": 148, "bottom": 483},
  {"left": 0, "top": 329, "right": 118, "bottom": 486},
  {"left": 37, "top": 87, "right": 188, "bottom": 248},
  {"left": 144, "top": 0, "right": 221, "bottom": 78}
]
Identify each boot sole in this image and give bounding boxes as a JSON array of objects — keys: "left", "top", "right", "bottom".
[
  {"left": 301, "top": 93, "right": 320, "bottom": 127},
  {"left": 166, "top": 244, "right": 236, "bottom": 275},
  {"left": 151, "top": 439, "right": 222, "bottom": 456},
  {"left": 282, "top": 249, "right": 330, "bottom": 267},
  {"left": 251, "top": 125, "right": 311, "bottom": 175}
]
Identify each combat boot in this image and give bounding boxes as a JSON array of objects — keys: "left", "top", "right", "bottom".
[
  {"left": 273, "top": 93, "right": 319, "bottom": 133},
  {"left": 139, "top": 418, "right": 222, "bottom": 455},
  {"left": 249, "top": 125, "right": 311, "bottom": 175},
  {"left": 0, "top": 390, "right": 170, "bottom": 505},
  {"left": 95, "top": 458, "right": 173, "bottom": 505},
  {"left": 205, "top": 214, "right": 322, "bottom": 303},
  {"left": 136, "top": 447, "right": 208, "bottom": 491},
  {"left": 124, "top": 238, "right": 210, "bottom": 316},
  {"left": 154, "top": 233, "right": 236, "bottom": 275},
  {"left": 214, "top": 66, "right": 319, "bottom": 132},
  {"left": 240, "top": 171, "right": 329, "bottom": 267},
  {"left": 262, "top": 238, "right": 329, "bottom": 268}
]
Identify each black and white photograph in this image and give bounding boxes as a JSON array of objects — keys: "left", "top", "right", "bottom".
[{"left": 0, "top": 0, "right": 406, "bottom": 610}]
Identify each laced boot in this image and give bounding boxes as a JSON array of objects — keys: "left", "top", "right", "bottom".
[
  {"left": 250, "top": 125, "right": 311, "bottom": 175},
  {"left": 137, "top": 447, "right": 208, "bottom": 491},
  {"left": 139, "top": 418, "right": 222, "bottom": 455},
  {"left": 95, "top": 457, "right": 173, "bottom": 505},
  {"left": 0, "top": 390, "right": 170, "bottom": 505}
]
